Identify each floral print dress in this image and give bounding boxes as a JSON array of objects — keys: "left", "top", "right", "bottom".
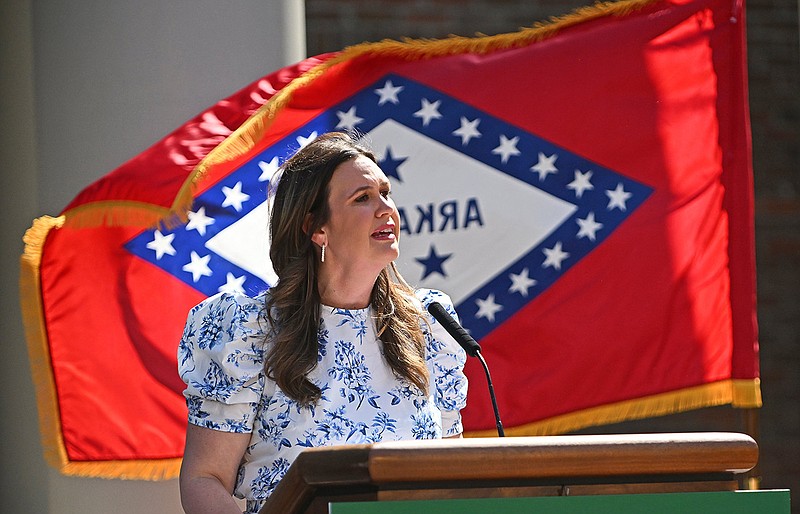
[{"left": 178, "top": 288, "right": 468, "bottom": 514}]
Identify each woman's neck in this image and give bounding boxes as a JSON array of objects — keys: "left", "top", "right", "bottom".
[{"left": 317, "top": 267, "right": 378, "bottom": 309}]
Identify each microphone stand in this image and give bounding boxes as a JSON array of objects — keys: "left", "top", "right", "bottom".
[{"left": 476, "top": 351, "right": 505, "bottom": 437}]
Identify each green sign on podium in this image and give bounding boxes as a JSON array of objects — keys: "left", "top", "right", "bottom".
[{"left": 331, "top": 490, "right": 791, "bottom": 514}]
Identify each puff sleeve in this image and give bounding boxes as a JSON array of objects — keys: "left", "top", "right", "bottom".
[
  {"left": 178, "top": 291, "right": 268, "bottom": 433},
  {"left": 417, "top": 289, "right": 469, "bottom": 437}
]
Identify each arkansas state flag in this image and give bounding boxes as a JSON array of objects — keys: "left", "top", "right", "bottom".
[{"left": 20, "top": 0, "right": 759, "bottom": 480}]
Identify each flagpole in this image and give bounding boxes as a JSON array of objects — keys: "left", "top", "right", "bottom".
[{"left": 742, "top": 408, "right": 762, "bottom": 489}]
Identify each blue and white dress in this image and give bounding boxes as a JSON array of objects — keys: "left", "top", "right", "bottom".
[{"left": 178, "top": 288, "right": 468, "bottom": 514}]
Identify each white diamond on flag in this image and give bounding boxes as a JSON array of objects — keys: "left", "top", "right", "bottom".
[
  {"left": 124, "top": 73, "right": 651, "bottom": 339},
  {"left": 367, "top": 120, "right": 575, "bottom": 305},
  {"left": 205, "top": 200, "right": 277, "bottom": 286}
]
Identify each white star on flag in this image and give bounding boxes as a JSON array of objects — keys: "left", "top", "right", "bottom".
[
  {"left": 258, "top": 156, "right": 280, "bottom": 182},
  {"left": 183, "top": 251, "right": 212, "bottom": 282},
  {"left": 335, "top": 106, "right": 364, "bottom": 131},
  {"left": 492, "top": 134, "right": 521, "bottom": 163},
  {"left": 531, "top": 152, "right": 559, "bottom": 181},
  {"left": 221, "top": 181, "right": 250, "bottom": 212},
  {"left": 509, "top": 268, "right": 537, "bottom": 296},
  {"left": 576, "top": 212, "right": 604, "bottom": 241},
  {"left": 543, "top": 241, "right": 570, "bottom": 270},
  {"left": 218, "top": 272, "right": 246, "bottom": 295},
  {"left": 185, "top": 207, "right": 215, "bottom": 236},
  {"left": 475, "top": 293, "right": 503, "bottom": 322},
  {"left": 145, "top": 230, "right": 176, "bottom": 260},
  {"left": 413, "top": 98, "right": 442, "bottom": 126},
  {"left": 296, "top": 131, "right": 318, "bottom": 148},
  {"left": 374, "top": 80, "right": 404, "bottom": 105},
  {"left": 452, "top": 117, "right": 481, "bottom": 145},
  {"left": 567, "top": 169, "right": 594, "bottom": 198},
  {"left": 606, "top": 183, "right": 633, "bottom": 211}
]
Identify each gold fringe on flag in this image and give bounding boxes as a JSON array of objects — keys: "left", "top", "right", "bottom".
[
  {"left": 60, "top": 201, "right": 173, "bottom": 228},
  {"left": 20, "top": 216, "right": 67, "bottom": 472},
  {"left": 50, "top": 459, "right": 181, "bottom": 481},
  {"left": 465, "top": 379, "right": 763, "bottom": 438}
]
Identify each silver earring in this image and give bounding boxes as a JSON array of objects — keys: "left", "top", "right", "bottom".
[{"left": 321, "top": 243, "right": 326, "bottom": 263}]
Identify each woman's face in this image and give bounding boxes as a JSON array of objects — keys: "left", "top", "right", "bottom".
[{"left": 314, "top": 155, "right": 400, "bottom": 278}]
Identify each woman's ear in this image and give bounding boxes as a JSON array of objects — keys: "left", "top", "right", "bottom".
[
  {"left": 304, "top": 213, "right": 326, "bottom": 247},
  {"left": 310, "top": 229, "right": 326, "bottom": 247}
]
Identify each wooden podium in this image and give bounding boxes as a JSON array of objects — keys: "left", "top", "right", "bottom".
[{"left": 259, "top": 432, "right": 759, "bottom": 514}]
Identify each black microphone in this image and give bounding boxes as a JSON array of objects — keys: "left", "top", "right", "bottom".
[
  {"left": 427, "top": 301, "right": 482, "bottom": 357},
  {"left": 427, "top": 301, "right": 505, "bottom": 437}
]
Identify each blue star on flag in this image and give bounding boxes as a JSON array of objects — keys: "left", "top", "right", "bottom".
[
  {"left": 415, "top": 245, "right": 453, "bottom": 279},
  {"left": 380, "top": 146, "right": 408, "bottom": 182}
]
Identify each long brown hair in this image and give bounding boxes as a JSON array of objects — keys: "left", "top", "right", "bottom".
[{"left": 265, "top": 132, "right": 428, "bottom": 406}]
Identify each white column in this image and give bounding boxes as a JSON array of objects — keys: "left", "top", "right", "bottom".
[{"left": 0, "top": 1, "right": 306, "bottom": 512}]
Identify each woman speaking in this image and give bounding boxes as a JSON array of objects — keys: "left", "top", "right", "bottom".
[{"left": 178, "top": 132, "right": 468, "bottom": 513}]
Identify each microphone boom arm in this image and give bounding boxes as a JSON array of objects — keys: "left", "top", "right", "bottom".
[{"left": 476, "top": 351, "right": 505, "bottom": 437}]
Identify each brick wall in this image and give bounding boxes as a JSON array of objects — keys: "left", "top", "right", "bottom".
[{"left": 306, "top": 0, "right": 800, "bottom": 505}]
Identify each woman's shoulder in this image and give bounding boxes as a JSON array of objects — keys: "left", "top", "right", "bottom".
[
  {"left": 179, "top": 290, "right": 271, "bottom": 393},
  {"left": 183, "top": 290, "right": 271, "bottom": 345},
  {"left": 187, "top": 290, "right": 268, "bottom": 323}
]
